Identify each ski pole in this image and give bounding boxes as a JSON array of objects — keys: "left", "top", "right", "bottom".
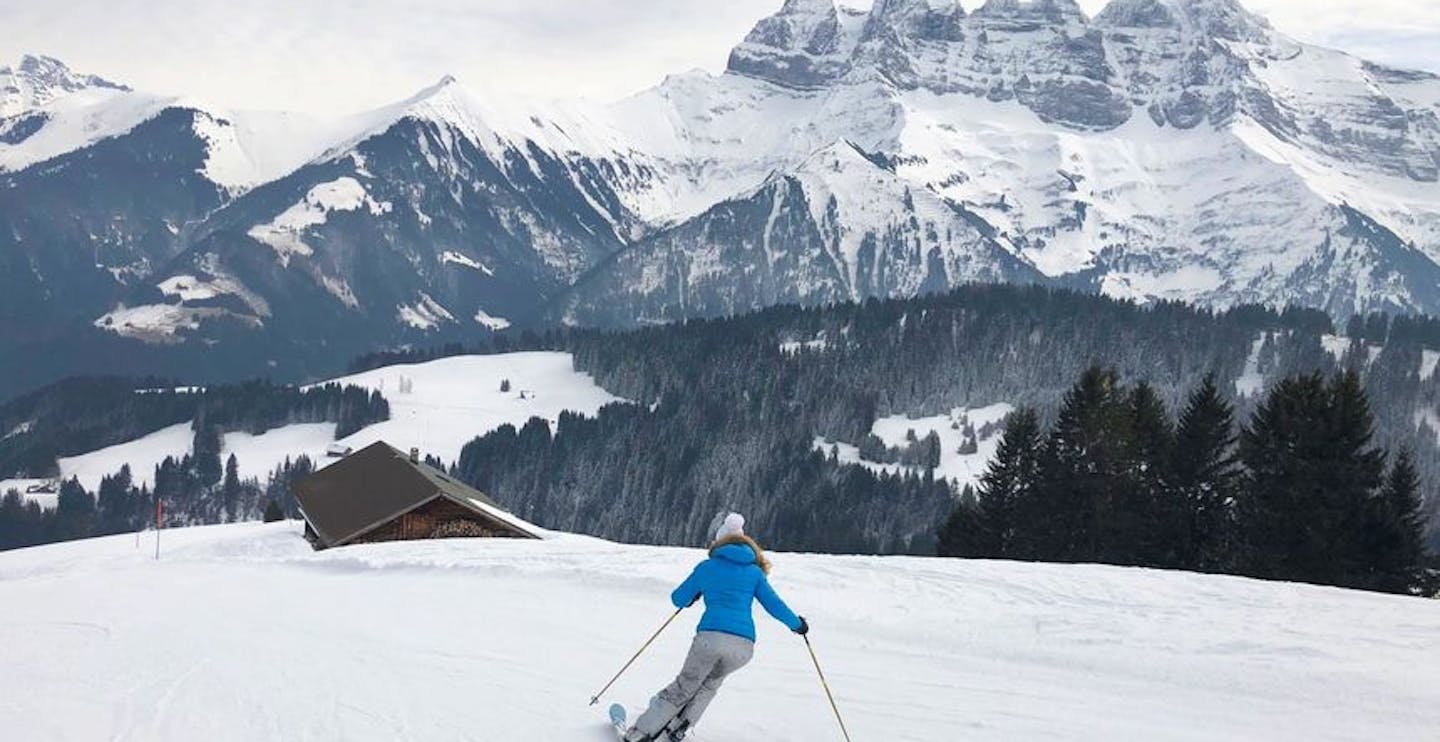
[
  {"left": 804, "top": 635, "right": 853, "bottom": 742},
  {"left": 589, "top": 607, "right": 683, "bottom": 706}
]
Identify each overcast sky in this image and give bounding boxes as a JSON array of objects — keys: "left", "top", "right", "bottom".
[{"left": 5, "top": 0, "right": 1438, "bottom": 115}]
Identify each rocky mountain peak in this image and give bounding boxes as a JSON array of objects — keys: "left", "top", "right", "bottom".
[
  {"left": 726, "top": 0, "right": 852, "bottom": 88},
  {"left": 0, "top": 54, "right": 129, "bottom": 117},
  {"left": 1096, "top": 0, "right": 1269, "bottom": 39},
  {"left": 863, "top": 0, "right": 966, "bottom": 41},
  {"left": 972, "top": 0, "right": 1086, "bottom": 23},
  {"left": 1093, "top": 0, "right": 1179, "bottom": 28}
]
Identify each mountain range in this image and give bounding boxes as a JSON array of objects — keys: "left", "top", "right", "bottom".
[{"left": 3, "top": 0, "right": 1439, "bottom": 394}]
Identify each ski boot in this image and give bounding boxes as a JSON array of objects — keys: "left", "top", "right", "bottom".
[{"left": 623, "top": 716, "right": 691, "bottom": 742}]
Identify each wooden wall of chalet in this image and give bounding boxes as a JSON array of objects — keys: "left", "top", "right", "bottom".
[{"left": 351, "top": 498, "right": 523, "bottom": 545}]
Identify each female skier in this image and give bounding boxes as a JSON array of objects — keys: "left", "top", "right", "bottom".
[{"left": 623, "top": 513, "right": 808, "bottom": 742}]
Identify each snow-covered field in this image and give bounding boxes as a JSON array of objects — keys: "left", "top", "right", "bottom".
[
  {"left": 314, "top": 352, "right": 625, "bottom": 465},
  {"left": 1, "top": 353, "right": 624, "bottom": 501},
  {"left": 58, "top": 422, "right": 196, "bottom": 491},
  {"left": 1, "top": 522, "right": 1436, "bottom": 741},
  {"left": 815, "top": 404, "right": 1013, "bottom": 490}
]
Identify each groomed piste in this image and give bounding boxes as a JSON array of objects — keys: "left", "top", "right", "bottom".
[{"left": 1, "top": 521, "right": 1437, "bottom": 741}]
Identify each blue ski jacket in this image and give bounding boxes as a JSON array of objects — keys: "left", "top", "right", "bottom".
[{"left": 670, "top": 538, "right": 802, "bottom": 642}]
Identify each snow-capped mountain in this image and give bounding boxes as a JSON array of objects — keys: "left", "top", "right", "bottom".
[
  {"left": 0, "top": 56, "right": 336, "bottom": 190},
  {"left": 0, "top": 56, "right": 361, "bottom": 356},
  {"left": 554, "top": 139, "right": 1043, "bottom": 325},
  {"left": 0, "top": 54, "right": 129, "bottom": 118},
  {"left": 104, "top": 77, "right": 652, "bottom": 362},
  {"left": 3, "top": 0, "right": 1440, "bottom": 391},
  {"left": 561, "top": 0, "right": 1440, "bottom": 324}
]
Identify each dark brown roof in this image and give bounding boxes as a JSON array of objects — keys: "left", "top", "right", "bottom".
[{"left": 294, "top": 441, "right": 538, "bottom": 546}]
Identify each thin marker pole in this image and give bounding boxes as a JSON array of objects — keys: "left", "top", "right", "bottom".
[{"left": 154, "top": 498, "right": 162, "bottom": 560}]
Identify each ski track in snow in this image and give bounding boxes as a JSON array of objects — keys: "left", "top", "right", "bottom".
[{"left": 0, "top": 522, "right": 1437, "bottom": 741}]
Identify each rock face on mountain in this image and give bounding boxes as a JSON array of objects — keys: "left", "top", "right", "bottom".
[
  {"left": 150, "top": 80, "right": 639, "bottom": 358},
  {"left": 555, "top": 0, "right": 1440, "bottom": 325},
  {"left": 2, "top": 0, "right": 1440, "bottom": 391},
  {"left": 0, "top": 54, "right": 128, "bottom": 118},
  {"left": 558, "top": 140, "right": 1043, "bottom": 326}
]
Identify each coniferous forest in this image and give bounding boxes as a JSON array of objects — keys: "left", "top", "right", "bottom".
[
  {"left": 0, "top": 380, "right": 385, "bottom": 550},
  {"left": 938, "top": 368, "right": 1434, "bottom": 596},
  {"left": 451, "top": 286, "right": 1440, "bottom": 580},
  {"left": 2, "top": 285, "right": 1439, "bottom": 596}
]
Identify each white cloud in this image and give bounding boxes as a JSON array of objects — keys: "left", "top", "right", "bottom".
[{"left": 2, "top": 0, "right": 1435, "bottom": 116}]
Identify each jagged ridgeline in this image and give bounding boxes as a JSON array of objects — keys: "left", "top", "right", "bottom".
[
  {"left": 6, "top": 0, "right": 1440, "bottom": 397},
  {"left": 454, "top": 285, "right": 1440, "bottom": 554}
]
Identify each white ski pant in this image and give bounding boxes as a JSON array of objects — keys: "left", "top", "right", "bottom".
[{"left": 632, "top": 630, "right": 755, "bottom": 736}]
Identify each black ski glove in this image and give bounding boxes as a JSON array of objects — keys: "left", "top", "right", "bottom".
[{"left": 794, "top": 616, "right": 809, "bottom": 635}]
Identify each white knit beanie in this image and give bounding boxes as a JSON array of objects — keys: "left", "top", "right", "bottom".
[{"left": 714, "top": 512, "right": 746, "bottom": 542}]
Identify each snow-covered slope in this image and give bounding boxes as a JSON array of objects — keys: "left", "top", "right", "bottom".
[
  {"left": 0, "top": 55, "right": 338, "bottom": 192},
  {"left": 817, "top": 402, "right": 1015, "bottom": 489},
  {"left": 8, "top": 0, "right": 1440, "bottom": 391},
  {"left": 313, "top": 352, "right": 626, "bottom": 465},
  {"left": 560, "top": 0, "right": 1440, "bottom": 322},
  {"left": 10, "top": 352, "right": 623, "bottom": 491},
  {"left": 0, "top": 54, "right": 129, "bottom": 118},
  {"left": 0, "top": 54, "right": 145, "bottom": 168},
  {"left": 1, "top": 521, "right": 1436, "bottom": 740}
]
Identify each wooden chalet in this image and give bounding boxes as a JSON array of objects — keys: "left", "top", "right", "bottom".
[{"left": 294, "top": 441, "right": 540, "bottom": 550}]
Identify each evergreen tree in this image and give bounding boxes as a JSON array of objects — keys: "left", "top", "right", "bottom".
[
  {"left": 1237, "top": 372, "right": 1385, "bottom": 587},
  {"left": 1171, "top": 374, "right": 1241, "bottom": 571},
  {"left": 1323, "top": 371, "right": 1388, "bottom": 584},
  {"left": 937, "top": 485, "right": 983, "bottom": 557},
  {"left": 922, "top": 431, "right": 942, "bottom": 471},
  {"left": 1022, "top": 367, "right": 1129, "bottom": 562},
  {"left": 51, "top": 478, "right": 96, "bottom": 543},
  {"left": 1366, "top": 450, "right": 1431, "bottom": 594},
  {"left": 1119, "top": 382, "right": 1174, "bottom": 565},
  {"left": 858, "top": 434, "right": 890, "bottom": 463},
  {"left": 1238, "top": 374, "right": 1325, "bottom": 581},
  {"left": 963, "top": 408, "right": 1042, "bottom": 559},
  {"left": 262, "top": 499, "right": 285, "bottom": 523},
  {"left": 96, "top": 464, "right": 137, "bottom": 536},
  {"left": 222, "top": 454, "right": 242, "bottom": 522},
  {"left": 0, "top": 490, "right": 30, "bottom": 550},
  {"left": 193, "top": 424, "right": 223, "bottom": 489}
]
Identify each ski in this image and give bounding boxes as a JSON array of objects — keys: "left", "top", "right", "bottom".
[{"left": 605, "top": 704, "right": 701, "bottom": 742}]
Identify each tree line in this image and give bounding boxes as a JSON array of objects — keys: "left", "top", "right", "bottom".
[
  {"left": 7, "top": 283, "right": 1440, "bottom": 573},
  {"left": 0, "top": 455, "right": 315, "bottom": 552},
  {"left": 444, "top": 285, "right": 1440, "bottom": 557},
  {"left": 939, "top": 367, "right": 1434, "bottom": 596},
  {"left": 1, "top": 378, "right": 388, "bottom": 480},
  {"left": 0, "top": 378, "right": 384, "bottom": 551}
]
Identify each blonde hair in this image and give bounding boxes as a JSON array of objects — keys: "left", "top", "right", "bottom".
[{"left": 710, "top": 533, "right": 771, "bottom": 574}]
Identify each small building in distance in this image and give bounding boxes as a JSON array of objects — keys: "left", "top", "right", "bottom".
[{"left": 294, "top": 441, "right": 540, "bottom": 550}]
